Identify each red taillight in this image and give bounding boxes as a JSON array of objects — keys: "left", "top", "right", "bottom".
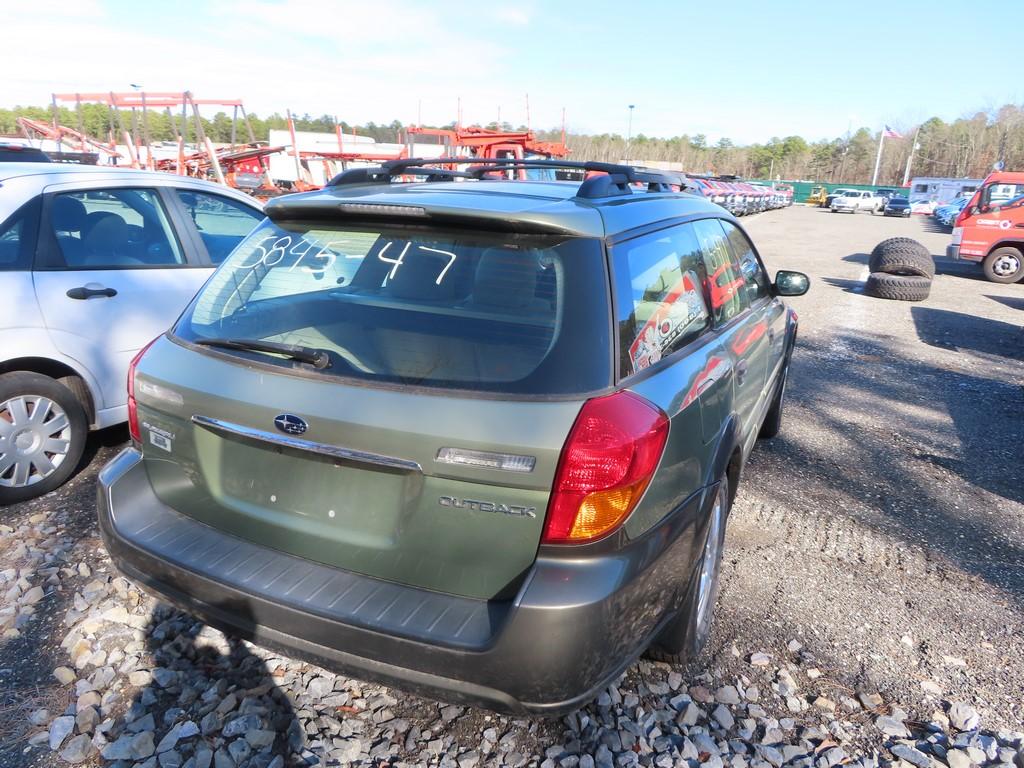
[
  {"left": 954, "top": 207, "right": 971, "bottom": 227},
  {"left": 542, "top": 391, "right": 669, "bottom": 544},
  {"left": 127, "top": 337, "right": 159, "bottom": 443}
]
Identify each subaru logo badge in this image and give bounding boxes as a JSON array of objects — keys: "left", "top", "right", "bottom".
[{"left": 274, "top": 414, "right": 308, "bottom": 436}]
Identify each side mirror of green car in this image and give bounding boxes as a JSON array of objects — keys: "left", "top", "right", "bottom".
[{"left": 773, "top": 270, "right": 810, "bottom": 296}]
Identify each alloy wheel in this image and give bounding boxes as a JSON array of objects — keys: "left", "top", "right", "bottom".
[{"left": 695, "top": 485, "right": 726, "bottom": 633}]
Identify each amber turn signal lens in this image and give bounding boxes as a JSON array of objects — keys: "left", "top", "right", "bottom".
[{"left": 568, "top": 479, "right": 652, "bottom": 541}]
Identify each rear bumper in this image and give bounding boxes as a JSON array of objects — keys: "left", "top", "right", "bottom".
[
  {"left": 947, "top": 244, "right": 961, "bottom": 260},
  {"left": 97, "top": 448, "right": 706, "bottom": 714}
]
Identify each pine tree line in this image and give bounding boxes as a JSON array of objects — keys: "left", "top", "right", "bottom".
[{"left": 4, "top": 103, "right": 1022, "bottom": 184}]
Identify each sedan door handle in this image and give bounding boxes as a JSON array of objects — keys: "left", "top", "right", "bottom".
[
  {"left": 66, "top": 286, "right": 117, "bottom": 300},
  {"left": 735, "top": 359, "right": 749, "bottom": 384}
]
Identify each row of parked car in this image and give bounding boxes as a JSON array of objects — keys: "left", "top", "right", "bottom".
[
  {"left": 819, "top": 187, "right": 911, "bottom": 216},
  {"left": 933, "top": 195, "right": 969, "bottom": 227},
  {"left": 687, "top": 176, "right": 794, "bottom": 216}
]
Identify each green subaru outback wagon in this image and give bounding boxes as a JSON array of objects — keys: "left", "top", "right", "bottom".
[{"left": 98, "top": 159, "right": 808, "bottom": 714}]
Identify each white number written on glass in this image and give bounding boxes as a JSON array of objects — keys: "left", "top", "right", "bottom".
[
  {"left": 378, "top": 242, "right": 457, "bottom": 285},
  {"left": 238, "top": 236, "right": 458, "bottom": 284}
]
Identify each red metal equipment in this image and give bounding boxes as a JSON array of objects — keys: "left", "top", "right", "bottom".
[
  {"left": 16, "top": 116, "right": 122, "bottom": 162},
  {"left": 154, "top": 144, "right": 290, "bottom": 199},
  {"left": 407, "top": 125, "right": 570, "bottom": 175},
  {"left": 51, "top": 91, "right": 254, "bottom": 179}
]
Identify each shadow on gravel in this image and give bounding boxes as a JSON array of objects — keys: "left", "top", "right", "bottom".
[
  {"left": 780, "top": 331, "right": 1024, "bottom": 600},
  {"left": 118, "top": 602, "right": 301, "bottom": 767},
  {"left": 819, "top": 277, "right": 864, "bottom": 294},
  {"left": 932, "top": 258, "right": 986, "bottom": 282},
  {"left": 911, "top": 306, "right": 1024, "bottom": 361},
  {"left": 986, "top": 294, "right": 1024, "bottom": 311},
  {"left": 77, "top": 425, "right": 129, "bottom": 477}
]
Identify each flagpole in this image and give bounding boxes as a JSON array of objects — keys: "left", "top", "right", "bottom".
[
  {"left": 902, "top": 126, "right": 921, "bottom": 187},
  {"left": 871, "top": 129, "right": 885, "bottom": 186}
]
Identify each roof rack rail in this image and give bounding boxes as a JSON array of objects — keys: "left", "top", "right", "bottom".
[
  {"left": 327, "top": 165, "right": 473, "bottom": 186},
  {"left": 325, "top": 157, "right": 699, "bottom": 200}
]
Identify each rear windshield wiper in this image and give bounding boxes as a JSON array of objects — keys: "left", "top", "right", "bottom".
[{"left": 194, "top": 337, "right": 331, "bottom": 369}]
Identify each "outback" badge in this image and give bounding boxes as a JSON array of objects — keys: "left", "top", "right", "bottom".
[{"left": 439, "top": 496, "right": 537, "bottom": 518}]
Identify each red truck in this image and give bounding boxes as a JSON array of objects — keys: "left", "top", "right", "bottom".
[{"left": 948, "top": 171, "right": 1024, "bottom": 283}]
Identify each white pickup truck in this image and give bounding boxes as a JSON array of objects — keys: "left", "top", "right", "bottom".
[{"left": 830, "top": 189, "right": 883, "bottom": 214}]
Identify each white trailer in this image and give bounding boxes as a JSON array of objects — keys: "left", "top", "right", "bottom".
[
  {"left": 266, "top": 129, "right": 447, "bottom": 186},
  {"left": 908, "top": 177, "right": 983, "bottom": 214}
]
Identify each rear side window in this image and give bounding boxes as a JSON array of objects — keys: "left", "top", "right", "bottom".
[
  {"left": 720, "top": 221, "right": 770, "bottom": 305},
  {"left": 46, "top": 189, "right": 184, "bottom": 269},
  {"left": 176, "top": 220, "right": 612, "bottom": 396},
  {"left": 692, "top": 218, "right": 748, "bottom": 325},
  {"left": 611, "top": 224, "right": 710, "bottom": 377},
  {"left": 0, "top": 197, "right": 41, "bottom": 271},
  {"left": 175, "top": 190, "right": 262, "bottom": 264}
]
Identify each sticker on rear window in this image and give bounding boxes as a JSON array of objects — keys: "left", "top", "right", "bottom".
[{"left": 629, "top": 269, "right": 708, "bottom": 372}]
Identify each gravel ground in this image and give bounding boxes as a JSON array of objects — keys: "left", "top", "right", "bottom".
[{"left": 1, "top": 205, "right": 1021, "bottom": 768}]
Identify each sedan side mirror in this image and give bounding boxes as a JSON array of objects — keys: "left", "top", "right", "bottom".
[{"left": 773, "top": 270, "right": 810, "bottom": 296}]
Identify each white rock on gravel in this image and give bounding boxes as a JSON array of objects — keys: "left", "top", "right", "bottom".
[
  {"left": 48, "top": 714, "right": 75, "bottom": 750},
  {"left": 59, "top": 733, "right": 94, "bottom": 764},
  {"left": 950, "top": 701, "right": 982, "bottom": 732}
]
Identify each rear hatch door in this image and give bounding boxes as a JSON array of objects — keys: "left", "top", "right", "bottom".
[{"left": 135, "top": 215, "right": 611, "bottom": 600}]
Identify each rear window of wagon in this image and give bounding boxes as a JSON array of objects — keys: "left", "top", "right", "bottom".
[{"left": 174, "top": 219, "right": 613, "bottom": 396}]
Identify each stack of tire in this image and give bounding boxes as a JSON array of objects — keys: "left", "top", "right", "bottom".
[{"left": 865, "top": 237, "right": 934, "bottom": 301}]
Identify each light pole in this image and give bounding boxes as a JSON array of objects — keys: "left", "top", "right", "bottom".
[{"left": 625, "top": 104, "right": 635, "bottom": 162}]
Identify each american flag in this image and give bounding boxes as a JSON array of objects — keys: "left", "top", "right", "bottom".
[{"left": 883, "top": 125, "right": 903, "bottom": 139}]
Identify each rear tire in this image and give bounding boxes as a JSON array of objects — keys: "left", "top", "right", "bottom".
[
  {"left": 0, "top": 373, "right": 87, "bottom": 506},
  {"left": 865, "top": 272, "right": 931, "bottom": 302},
  {"left": 647, "top": 482, "right": 729, "bottom": 664},
  {"left": 982, "top": 247, "right": 1024, "bottom": 284}
]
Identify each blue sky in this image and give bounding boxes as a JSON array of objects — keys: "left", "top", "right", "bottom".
[{"left": 5, "top": 0, "right": 1022, "bottom": 144}]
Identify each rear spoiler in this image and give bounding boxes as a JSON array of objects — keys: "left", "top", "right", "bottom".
[{"left": 263, "top": 196, "right": 594, "bottom": 236}]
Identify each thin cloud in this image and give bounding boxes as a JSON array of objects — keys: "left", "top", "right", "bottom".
[{"left": 493, "top": 6, "right": 532, "bottom": 25}]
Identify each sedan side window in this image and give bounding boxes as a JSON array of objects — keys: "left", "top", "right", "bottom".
[
  {"left": 175, "top": 190, "right": 263, "bottom": 264},
  {"left": 0, "top": 197, "right": 41, "bottom": 271},
  {"left": 692, "top": 218, "right": 749, "bottom": 325},
  {"left": 49, "top": 189, "right": 184, "bottom": 269},
  {"left": 720, "top": 220, "right": 771, "bottom": 304},
  {"left": 611, "top": 224, "right": 710, "bottom": 376}
]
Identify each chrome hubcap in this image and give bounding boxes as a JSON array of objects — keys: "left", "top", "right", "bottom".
[
  {"left": 993, "top": 254, "right": 1021, "bottom": 277},
  {"left": 695, "top": 488, "right": 725, "bottom": 630},
  {"left": 0, "top": 395, "right": 72, "bottom": 488}
]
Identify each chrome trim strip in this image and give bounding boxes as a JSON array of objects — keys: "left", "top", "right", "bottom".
[{"left": 190, "top": 415, "right": 422, "bottom": 473}]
